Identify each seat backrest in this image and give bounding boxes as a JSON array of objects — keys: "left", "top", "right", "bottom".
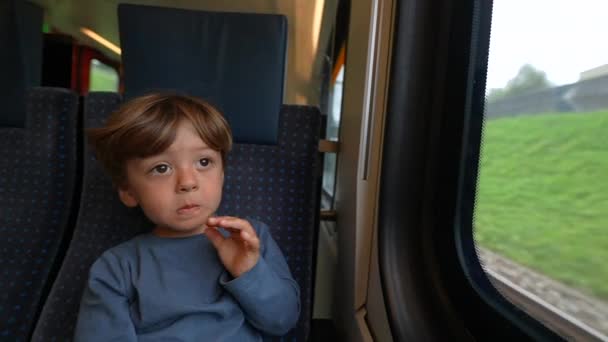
[
  {"left": 31, "top": 93, "right": 153, "bottom": 341},
  {"left": 217, "top": 104, "right": 322, "bottom": 341},
  {"left": 31, "top": 93, "right": 321, "bottom": 341},
  {"left": 0, "top": 88, "right": 79, "bottom": 340}
]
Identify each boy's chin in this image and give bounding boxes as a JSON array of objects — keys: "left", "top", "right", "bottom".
[{"left": 153, "top": 224, "right": 207, "bottom": 238}]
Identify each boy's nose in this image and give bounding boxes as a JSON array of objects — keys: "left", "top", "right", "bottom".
[
  {"left": 176, "top": 169, "right": 199, "bottom": 193},
  {"left": 178, "top": 182, "right": 198, "bottom": 192}
]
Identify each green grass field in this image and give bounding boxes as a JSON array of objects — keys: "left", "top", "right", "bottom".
[{"left": 474, "top": 110, "right": 608, "bottom": 300}]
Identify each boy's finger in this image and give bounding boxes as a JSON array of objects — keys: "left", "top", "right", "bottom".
[
  {"left": 240, "top": 231, "right": 260, "bottom": 251},
  {"left": 206, "top": 216, "right": 225, "bottom": 227},
  {"left": 212, "top": 217, "right": 256, "bottom": 236},
  {"left": 206, "top": 216, "right": 238, "bottom": 228},
  {"left": 209, "top": 216, "right": 238, "bottom": 226},
  {"left": 204, "top": 227, "right": 225, "bottom": 249}
]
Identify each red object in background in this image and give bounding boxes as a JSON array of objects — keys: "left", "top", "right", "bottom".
[{"left": 42, "top": 32, "right": 122, "bottom": 95}]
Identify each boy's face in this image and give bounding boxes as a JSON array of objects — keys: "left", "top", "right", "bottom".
[{"left": 118, "top": 120, "right": 224, "bottom": 237}]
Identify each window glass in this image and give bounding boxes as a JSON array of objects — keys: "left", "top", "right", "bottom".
[
  {"left": 89, "top": 58, "right": 119, "bottom": 92},
  {"left": 322, "top": 67, "right": 344, "bottom": 209},
  {"left": 474, "top": 0, "right": 608, "bottom": 338}
]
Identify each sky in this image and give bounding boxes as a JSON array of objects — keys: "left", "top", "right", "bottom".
[{"left": 486, "top": 0, "right": 608, "bottom": 91}]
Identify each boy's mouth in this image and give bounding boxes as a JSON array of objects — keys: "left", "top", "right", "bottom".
[{"left": 177, "top": 204, "right": 200, "bottom": 214}]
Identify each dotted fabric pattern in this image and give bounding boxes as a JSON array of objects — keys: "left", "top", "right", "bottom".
[
  {"left": 218, "top": 104, "right": 322, "bottom": 341},
  {"left": 31, "top": 93, "right": 153, "bottom": 342},
  {"left": 32, "top": 93, "right": 322, "bottom": 342},
  {"left": 0, "top": 88, "right": 78, "bottom": 341}
]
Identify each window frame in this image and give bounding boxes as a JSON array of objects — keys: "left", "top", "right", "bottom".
[
  {"left": 74, "top": 46, "right": 121, "bottom": 94},
  {"left": 377, "top": 0, "right": 564, "bottom": 340}
]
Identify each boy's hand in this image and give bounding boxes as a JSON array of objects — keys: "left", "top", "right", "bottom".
[{"left": 204, "top": 216, "right": 261, "bottom": 278}]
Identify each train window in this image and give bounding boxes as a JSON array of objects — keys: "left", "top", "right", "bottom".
[
  {"left": 321, "top": 66, "right": 344, "bottom": 209},
  {"left": 89, "top": 58, "right": 119, "bottom": 92},
  {"left": 474, "top": 0, "right": 608, "bottom": 339}
]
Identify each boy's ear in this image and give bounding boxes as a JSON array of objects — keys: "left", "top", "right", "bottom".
[{"left": 118, "top": 186, "right": 139, "bottom": 207}]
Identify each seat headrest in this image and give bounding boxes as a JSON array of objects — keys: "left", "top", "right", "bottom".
[
  {"left": 0, "top": 0, "right": 43, "bottom": 127},
  {"left": 118, "top": 4, "right": 287, "bottom": 144}
]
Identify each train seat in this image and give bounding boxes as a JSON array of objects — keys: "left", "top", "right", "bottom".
[
  {"left": 33, "top": 4, "right": 322, "bottom": 341},
  {"left": 30, "top": 95, "right": 322, "bottom": 341},
  {"left": 0, "top": 88, "right": 79, "bottom": 340},
  {"left": 120, "top": 5, "right": 322, "bottom": 340},
  {"left": 217, "top": 103, "right": 322, "bottom": 341},
  {"left": 30, "top": 93, "right": 153, "bottom": 341}
]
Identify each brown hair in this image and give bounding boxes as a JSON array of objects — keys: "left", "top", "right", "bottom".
[{"left": 88, "top": 93, "right": 233, "bottom": 187}]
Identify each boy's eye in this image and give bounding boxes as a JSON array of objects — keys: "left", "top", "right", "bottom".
[
  {"left": 152, "top": 164, "right": 169, "bottom": 174},
  {"left": 199, "top": 158, "right": 210, "bottom": 167}
]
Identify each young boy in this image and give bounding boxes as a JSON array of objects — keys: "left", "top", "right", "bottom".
[{"left": 74, "top": 93, "right": 300, "bottom": 341}]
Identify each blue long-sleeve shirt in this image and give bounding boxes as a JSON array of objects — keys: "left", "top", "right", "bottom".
[{"left": 74, "top": 219, "right": 300, "bottom": 341}]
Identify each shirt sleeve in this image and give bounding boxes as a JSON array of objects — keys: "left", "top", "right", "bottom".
[
  {"left": 74, "top": 251, "right": 137, "bottom": 342},
  {"left": 220, "top": 220, "right": 301, "bottom": 336}
]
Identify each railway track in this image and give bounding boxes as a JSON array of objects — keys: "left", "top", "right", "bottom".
[{"left": 478, "top": 248, "right": 608, "bottom": 341}]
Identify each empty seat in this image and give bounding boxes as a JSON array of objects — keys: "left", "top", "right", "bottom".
[{"left": 0, "top": 88, "right": 79, "bottom": 341}]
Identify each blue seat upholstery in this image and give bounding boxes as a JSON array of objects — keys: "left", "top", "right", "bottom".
[
  {"left": 118, "top": 4, "right": 287, "bottom": 144},
  {"left": 30, "top": 93, "right": 152, "bottom": 341},
  {"left": 0, "top": 88, "right": 79, "bottom": 341},
  {"left": 218, "top": 106, "right": 322, "bottom": 341},
  {"left": 0, "top": 0, "right": 43, "bottom": 127},
  {"left": 32, "top": 93, "right": 321, "bottom": 341}
]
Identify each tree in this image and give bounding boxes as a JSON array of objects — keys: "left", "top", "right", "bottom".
[{"left": 487, "top": 64, "right": 553, "bottom": 102}]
